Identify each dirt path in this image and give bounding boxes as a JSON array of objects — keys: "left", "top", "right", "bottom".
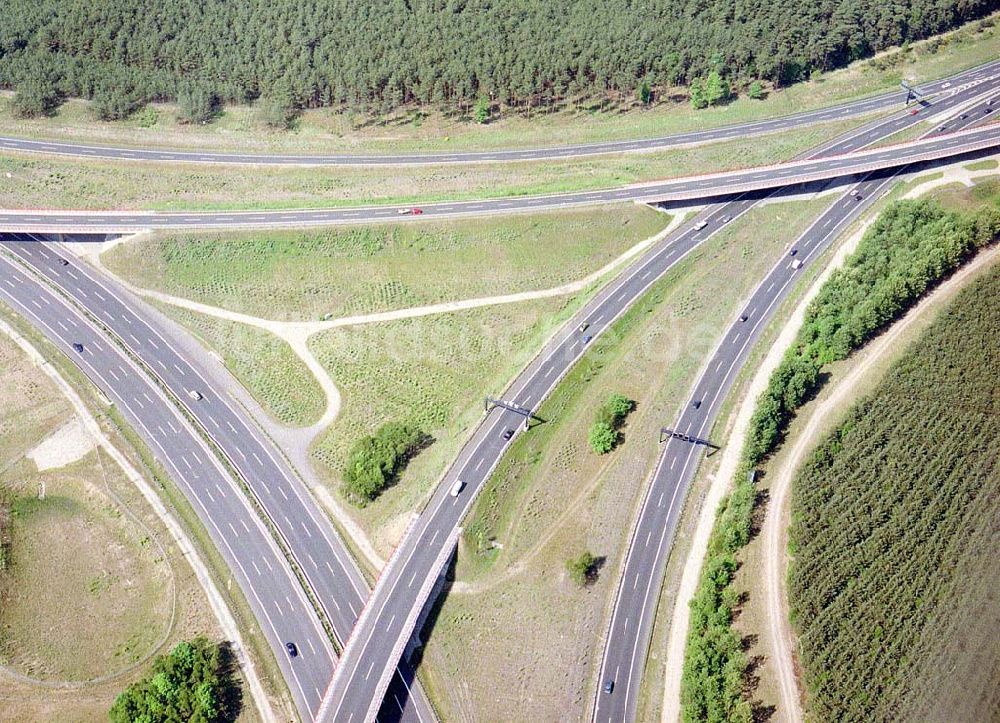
[
  {"left": 660, "top": 161, "right": 1000, "bottom": 722},
  {"left": 762, "top": 241, "right": 1000, "bottom": 722},
  {"left": 91, "top": 212, "right": 684, "bottom": 441},
  {"left": 0, "top": 317, "right": 275, "bottom": 722}
]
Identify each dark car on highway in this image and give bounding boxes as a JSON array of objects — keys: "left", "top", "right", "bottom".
[{"left": 286, "top": 642, "right": 298, "bottom": 658}]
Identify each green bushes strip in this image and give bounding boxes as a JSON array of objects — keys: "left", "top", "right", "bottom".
[
  {"left": 342, "top": 422, "right": 426, "bottom": 505},
  {"left": 679, "top": 198, "right": 1000, "bottom": 721}
]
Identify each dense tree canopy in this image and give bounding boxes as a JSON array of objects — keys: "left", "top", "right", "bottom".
[
  {"left": 0, "top": 0, "right": 996, "bottom": 118},
  {"left": 109, "top": 638, "right": 240, "bottom": 723}
]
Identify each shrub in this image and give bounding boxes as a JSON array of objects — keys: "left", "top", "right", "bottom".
[
  {"left": 12, "top": 76, "right": 62, "bottom": 118},
  {"left": 588, "top": 393, "right": 635, "bottom": 454},
  {"left": 342, "top": 422, "right": 426, "bottom": 504},
  {"left": 260, "top": 90, "right": 299, "bottom": 130},
  {"left": 588, "top": 421, "right": 617, "bottom": 454},
  {"left": 177, "top": 83, "right": 221, "bottom": 124},
  {"left": 566, "top": 551, "right": 600, "bottom": 586},
  {"left": 747, "top": 80, "right": 765, "bottom": 99}
]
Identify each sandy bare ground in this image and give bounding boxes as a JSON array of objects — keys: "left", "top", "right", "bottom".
[
  {"left": 27, "top": 417, "right": 94, "bottom": 471},
  {"left": 659, "top": 159, "right": 1000, "bottom": 722},
  {"left": 0, "top": 317, "right": 275, "bottom": 722}
]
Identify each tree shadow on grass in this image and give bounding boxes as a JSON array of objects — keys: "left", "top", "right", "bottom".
[{"left": 217, "top": 641, "right": 244, "bottom": 723}]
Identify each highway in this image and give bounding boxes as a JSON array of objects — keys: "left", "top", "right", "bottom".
[
  {"left": 1, "top": 117, "right": 999, "bottom": 235},
  {"left": 0, "top": 248, "right": 337, "bottom": 720},
  {"left": 316, "top": 72, "right": 1000, "bottom": 720},
  {"left": 0, "top": 237, "right": 435, "bottom": 722},
  {"left": 0, "top": 60, "right": 997, "bottom": 166},
  {"left": 0, "top": 63, "right": 995, "bottom": 723},
  {"left": 591, "top": 101, "right": 998, "bottom": 723}
]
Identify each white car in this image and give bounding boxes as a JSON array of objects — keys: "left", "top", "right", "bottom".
[
  {"left": 693, "top": 220, "right": 708, "bottom": 231},
  {"left": 187, "top": 389, "right": 203, "bottom": 401},
  {"left": 450, "top": 479, "right": 465, "bottom": 497}
]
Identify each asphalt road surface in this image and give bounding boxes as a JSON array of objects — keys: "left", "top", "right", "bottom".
[
  {"left": 0, "top": 60, "right": 996, "bottom": 166},
  {"left": 0, "top": 248, "right": 336, "bottom": 720},
  {"left": 1, "top": 116, "right": 998, "bottom": 235},
  {"left": 591, "top": 101, "right": 997, "bottom": 723},
  {"left": 0, "top": 238, "right": 435, "bottom": 723},
  {"left": 318, "top": 73, "right": 1000, "bottom": 722}
]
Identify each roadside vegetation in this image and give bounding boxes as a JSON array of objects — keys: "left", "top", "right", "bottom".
[
  {"left": 679, "top": 194, "right": 1000, "bottom": 721},
  {"left": 0, "top": 119, "right": 860, "bottom": 212},
  {"left": 416, "top": 196, "right": 835, "bottom": 721},
  {"left": 789, "top": 264, "right": 1000, "bottom": 721},
  {"left": 103, "top": 207, "right": 669, "bottom": 321},
  {"left": 2, "top": 2, "right": 993, "bottom": 124},
  {"left": 566, "top": 551, "right": 602, "bottom": 587},
  {"left": 110, "top": 637, "right": 241, "bottom": 723},
  {"left": 0, "top": 12, "right": 995, "bottom": 156},
  {"left": 342, "top": 423, "right": 428, "bottom": 505},
  {"left": 588, "top": 393, "right": 635, "bottom": 454}
]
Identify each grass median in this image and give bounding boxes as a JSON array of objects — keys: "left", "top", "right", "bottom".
[
  {"left": 2, "top": 119, "right": 862, "bottom": 212},
  {"left": 413, "top": 194, "right": 837, "bottom": 721}
]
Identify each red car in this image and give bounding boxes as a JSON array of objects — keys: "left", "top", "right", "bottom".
[
  {"left": 909, "top": 108, "right": 919, "bottom": 115},
  {"left": 395, "top": 207, "right": 424, "bottom": 216},
  {"left": 411, "top": 207, "right": 424, "bottom": 215}
]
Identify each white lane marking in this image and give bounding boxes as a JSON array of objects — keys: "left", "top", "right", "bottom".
[
  {"left": 228, "top": 522, "right": 239, "bottom": 538},
  {"left": 301, "top": 522, "right": 313, "bottom": 538},
  {"left": 241, "top": 519, "right": 251, "bottom": 533},
  {"left": 251, "top": 560, "right": 262, "bottom": 575},
  {"left": 173, "top": 363, "right": 185, "bottom": 376}
]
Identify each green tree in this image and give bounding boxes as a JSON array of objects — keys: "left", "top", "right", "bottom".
[
  {"left": 474, "top": 94, "right": 490, "bottom": 123},
  {"left": 343, "top": 422, "right": 426, "bottom": 504},
  {"left": 638, "top": 79, "right": 652, "bottom": 105},
  {"left": 260, "top": 87, "right": 299, "bottom": 130},
  {"left": 566, "top": 551, "right": 599, "bottom": 586},
  {"left": 747, "top": 80, "right": 765, "bottom": 99},
  {"left": 109, "top": 637, "right": 237, "bottom": 723},
  {"left": 12, "top": 75, "right": 61, "bottom": 118},
  {"left": 177, "top": 83, "right": 221, "bottom": 124},
  {"left": 588, "top": 421, "right": 617, "bottom": 454},
  {"left": 689, "top": 78, "right": 708, "bottom": 109},
  {"left": 704, "top": 70, "right": 731, "bottom": 106}
]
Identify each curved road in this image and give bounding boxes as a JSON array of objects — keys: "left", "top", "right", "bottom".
[
  {"left": 0, "top": 238, "right": 435, "bottom": 723},
  {"left": 0, "top": 61, "right": 997, "bottom": 166},
  {"left": 1, "top": 119, "right": 999, "bottom": 235},
  {"left": 0, "top": 248, "right": 337, "bottom": 720},
  {"left": 592, "top": 101, "right": 997, "bottom": 723},
  {"left": 317, "top": 76, "right": 1000, "bottom": 721}
]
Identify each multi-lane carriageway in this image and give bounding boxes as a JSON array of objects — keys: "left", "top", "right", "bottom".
[
  {"left": 0, "top": 63, "right": 997, "bottom": 723},
  {"left": 317, "top": 76, "right": 1000, "bottom": 721},
  {"left": 0, "top": 60, "right": 996, "bottom": 167},
  {"left": 2, "top": 120, "right": 1000, "bottom": 234},
  {"left": 0, "top": 240, "right": 435, "bottom": 723}
]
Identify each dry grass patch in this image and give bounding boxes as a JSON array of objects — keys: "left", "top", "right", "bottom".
[
  {"left": 416, "top": 195, "right": 836, "bottom": 721},
  {"left": 103, "top": 206, "right": 670, "bottom": 321}
]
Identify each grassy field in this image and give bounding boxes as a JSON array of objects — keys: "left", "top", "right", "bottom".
[
  {"left": 103, "top": 206, "right": 670, "bottom": 321},
  {"left": 0, "top": 327, "right": 258, "bottom": 722},
  {"left": 1, "top": 460, "right": 172, "bottom": 681},
  {"left": 413, "top": 195, "right": 837, "bottom": 721},
  {"left": 150, "top": 302, "right": 325, "bottom": 427},
  {"left": 0, "top": 13, "right": 995, "bottom": 155},
  {"left": 1, "top": 118, "right": 862, "bottom": 212},
  {"left": 308, "top": 295, "right": 591, "bottom": 555},
  {"left": 788, "top": 263, "right": 1000, "bottom": 722}
]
